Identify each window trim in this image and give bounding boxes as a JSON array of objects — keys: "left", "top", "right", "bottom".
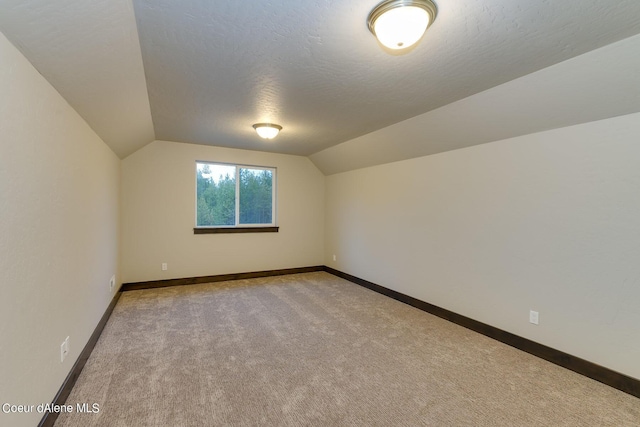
[
  {"left": 193, "top": 226, "right": 279, "bottom": 234},
  {"left": 194, "top": 161, "right": 277, "bottom": 231}
]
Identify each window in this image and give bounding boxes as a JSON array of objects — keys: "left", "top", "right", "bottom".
[{"left": 195, "top": 162, "right": 277, "bottom": 233}]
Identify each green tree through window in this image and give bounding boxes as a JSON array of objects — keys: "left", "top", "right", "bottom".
[
  {"left": 196, "top": 163, "right": 275, "bottom": 227},
  {"left": 240, "top": 168, "right": 273, "bottom": 224}
]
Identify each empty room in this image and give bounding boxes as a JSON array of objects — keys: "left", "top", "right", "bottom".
[{"left": 1, "top": 0, "right": 639, "bottom": 426}]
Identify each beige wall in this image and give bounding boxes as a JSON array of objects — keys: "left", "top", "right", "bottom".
[
  {"left": 2, "top": 18, "right": 638, "bottom": 425},
  {"left": 121, "top": 140, "right": 324, "bottom": 283},
  {"left": 325, "top": 112, "right": 640, "bottom": 380},
  {"left": 0, "top": 32, "right": 120, "bottom": 427},
  {"left": 310, "top": 34, "right": 640, "bottom": 176}
]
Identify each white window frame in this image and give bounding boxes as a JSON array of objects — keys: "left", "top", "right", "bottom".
[{"left": 195, "top": 161, "right": 277, "bottom": 229}]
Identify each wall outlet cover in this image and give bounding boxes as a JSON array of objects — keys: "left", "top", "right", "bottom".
[
  {"left": 60, "top": 337, "right": 70, "bottom": 362},
  {"left": 529, "top": 310, "right": 539, "bottom": 325}
]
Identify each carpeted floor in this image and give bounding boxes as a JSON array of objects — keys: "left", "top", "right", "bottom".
[{"left": 55, "top": 272, "right": 639, "bottom": 426}]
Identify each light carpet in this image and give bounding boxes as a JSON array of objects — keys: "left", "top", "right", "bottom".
[{"left": 55, "top": 272, "right": 640, "bottom": 426}]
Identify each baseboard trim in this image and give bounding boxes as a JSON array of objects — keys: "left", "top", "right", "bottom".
[
  {"left": 38, "top": 266, "right": 324, "bottom": 426},
  {"left": 38, "top": 290, "right": 122, "bottom": 427},
  {"left": 38, "top": 265, "right": 638, "bottom": 427},
  {"left": 121, "top": 266, "right": 325, "bottom": 291},
  {"left": 323, "top": 266, "right": 640, "bottom": 399}
]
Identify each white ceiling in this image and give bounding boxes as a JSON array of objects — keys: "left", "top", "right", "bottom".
[
  {"left": 0, "top": 0, "right": 154, "bottom": 158},
  {"left": 312, "top": 34, "right": 640, "bottom": 174},
  {"left": 1, "top": 0, "right": 640, "bottom": 161}
]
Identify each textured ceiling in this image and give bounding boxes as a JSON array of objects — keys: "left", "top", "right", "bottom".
[
  {"left": 0, "top": 0, "right": 154, "bottom": 158},
  {"left": 1, "top": 0, "right": 640, "bottom": 159},
  {"left": 311, "top": 34, "right": 640, "bottom": 174}
]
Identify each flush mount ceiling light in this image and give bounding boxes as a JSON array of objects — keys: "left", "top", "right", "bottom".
[
  {"left": 367, "top": 0, "right": 437, "bottom": 51},
  {"left": 252, "top": 123, "right": 282, "bottom": 139}
]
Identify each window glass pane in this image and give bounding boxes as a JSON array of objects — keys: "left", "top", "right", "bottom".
[
  {"left": 196, "top": 163, "right": 236, "bottom": 226},
  {"left": 239, "top": 168, "right": 273, "bottom": 224}
]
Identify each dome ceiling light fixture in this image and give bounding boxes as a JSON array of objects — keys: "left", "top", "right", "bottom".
[
  {"left": 367, "top": 0, "right": 437, "bottom": 51},
  {"left": 252, "top": 123, "right": 282, "bottom": 139}
]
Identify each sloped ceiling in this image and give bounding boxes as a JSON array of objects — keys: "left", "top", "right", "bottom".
[
  {"left": 0, "top": 0, "right": 154, "bottom": 158},
  {"left": 1, "top": 0, "right": 640, "bottom": 163},
  {"left": 312, "top": 34, "right": 640, "bottom": 174}
]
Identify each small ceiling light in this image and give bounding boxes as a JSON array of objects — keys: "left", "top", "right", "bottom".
[
  {"left": 252, "top": 123, "right": 282, "bottom": 139},
  {"left": 367, "top": 0, "right": 437, "bottom": 51}
]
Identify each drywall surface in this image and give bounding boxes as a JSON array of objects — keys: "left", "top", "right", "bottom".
[
  {"left": 121, "top": 141, "right": 324, "bottom": 283},
  {"left": 0, "top": 31, "right": 120, "bottom": 427},
  {"left": 325, "top": 112, "right": 640, "bottom": 380},
  {"left": 311, "top": 33, "right": 640, "bottom": 175},
  {"left": 0, "top": 0, "right": 155, "bottom": 158}
]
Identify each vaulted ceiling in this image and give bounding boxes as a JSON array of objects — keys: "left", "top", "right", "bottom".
[{"left": 1, "top": 0, "right": 640, "bottom": 162}]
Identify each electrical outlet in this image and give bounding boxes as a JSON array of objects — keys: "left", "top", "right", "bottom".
[
  {"left": 109, "top": 275, "right": 116, "bottom": 291},
  {"left": 162, "top": 263, "right": 168, "bottom": 271},
  {"left": 60, "top": 337, "right": 69, "bottom": 362},
  {"left": 333, "top": 254, "right": 336, "bottom": 262},
  {"left": 529, "top": 310, "right": 539, "bottom": 325}
]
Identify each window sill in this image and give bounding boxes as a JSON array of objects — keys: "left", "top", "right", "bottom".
[{"left": 194, "top": 226, "right": 279, "bottom": 234}]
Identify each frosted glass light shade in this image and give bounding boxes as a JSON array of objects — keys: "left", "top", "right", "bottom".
[
  {"left": 253, "top": 123, "right": 282, "bottom": 139},
  {"left": 368, "top": 0, "right": 437, "bottom": 51},
  {"left": 374, "top": 7, "right": 429, "bottom": 49}
]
